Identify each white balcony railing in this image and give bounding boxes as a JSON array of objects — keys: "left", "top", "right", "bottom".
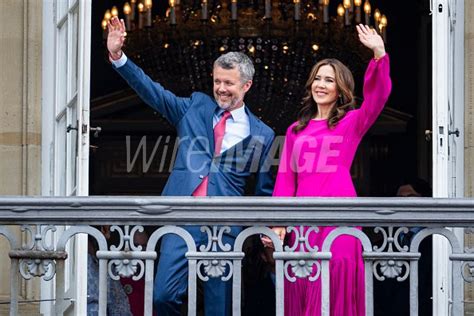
[{"left": 1, "top": 196, "right": 474, "bottom": 315}]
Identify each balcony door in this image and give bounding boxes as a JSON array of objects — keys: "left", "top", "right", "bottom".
[
  {"left": 41, "top": 0, "right": 91, "bottom": 314},
  {"left": 432, "top": 0, "right": 464, "bottom": 314}
]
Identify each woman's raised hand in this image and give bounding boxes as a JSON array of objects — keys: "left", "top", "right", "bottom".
[
  {"left": 356, "top": 24, "right": 386, "bottom": 59},
  {"left": 107, "top": 16, "right": 127, "bottom": 60}
]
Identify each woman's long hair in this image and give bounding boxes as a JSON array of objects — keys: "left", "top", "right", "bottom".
[{"left": 293, "top": 58, "right": 355, "bottom": 133}]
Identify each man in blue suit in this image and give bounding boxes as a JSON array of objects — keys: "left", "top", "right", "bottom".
[{"left": 107, "top": 17, "right": 275, "bottom": 315}]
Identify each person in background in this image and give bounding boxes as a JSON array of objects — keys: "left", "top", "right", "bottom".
[{"left": 87, "top": 226, "right": 132, "bottom": 315}]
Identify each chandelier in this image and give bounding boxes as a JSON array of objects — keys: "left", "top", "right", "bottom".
[{"left": 100, "top": 0, "right": 389, "bottom": 134}]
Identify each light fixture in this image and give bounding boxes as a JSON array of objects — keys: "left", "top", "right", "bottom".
[{"left": 99, "top": 0, "right": 389, "bottom": 131}]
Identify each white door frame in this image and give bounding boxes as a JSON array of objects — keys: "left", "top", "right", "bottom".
[
  {"left": 41, "top": 0, "right": 91, "bottom": 314},
  {"left": 432, "top": 0, "right": 464, "bottom": 315}
]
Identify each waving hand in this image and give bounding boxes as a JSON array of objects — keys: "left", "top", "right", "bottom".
[
  {"left": 356, "top": 24, "right": 386, "bottom": 59},
  {"left": 107, "top": 16, "right": 126, "bottom": 60}
]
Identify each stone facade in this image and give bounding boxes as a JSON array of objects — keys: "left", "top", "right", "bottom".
[
  {"left": 0, "top": 0, "right": 42, "bottom": 313},
  {"left": 465, "top": 1, "right": 474, "bottom": 314}
]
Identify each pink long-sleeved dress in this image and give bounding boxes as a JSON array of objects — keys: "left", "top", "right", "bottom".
[{"left": 273, "top": 55, "right": 391, "bottom": 316}]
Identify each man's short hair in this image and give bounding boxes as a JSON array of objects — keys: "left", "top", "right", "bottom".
[{"left": 214, "top": 52, "right": 255, "bottom": 83}]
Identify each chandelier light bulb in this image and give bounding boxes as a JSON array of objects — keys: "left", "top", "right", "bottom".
[
  {"left": 124, "top": 3, "right": 131, "bottom": 15},
  {"left": 111, "top": 6, "right": 119, "bottom": 17},
  {"left": 145, "top": 0, "right": 152, "bottom": 9},
  {"left": 374, "top": 9, "right": 381, "bottom": 22},
  {"left": 138, "top": 3, "right": 145, "bottom": 12},
  {"left": 323, "top": 0, "right": 330, "bottom": 5},
  {"left": 337, "top": 4, "right": 345, "bottom": 16},
  {"left": 363, "top": 1, "right": 371, "bottom": 14},
  {"left": 101, "top": 19, "right": 107, "bottom": 30},
  {"left": 343, "top": 0, "right": 351, "bottom": 9},
  {"left": 312, "top": 44, "right": 319, "bottom": 51},
  {"left": 380, "top": 14, "right": 387, "bottom": 26},
  {"left": 104, "top": 10, "right": 112, "bottom": 21},
  {"left": 354, "top": 0, "right": 362, "bottom": 6}
]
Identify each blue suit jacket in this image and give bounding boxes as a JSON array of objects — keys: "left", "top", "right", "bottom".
[{"left": 114, "top": 59, "right": 275, "bottom": 197}]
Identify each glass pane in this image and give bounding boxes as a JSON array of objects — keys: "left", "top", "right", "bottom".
[
  {"left": 69, "top": 0, "right": 79, "bottom": 9},
  {"left": 70, "top": 7, "right": 79, "bottom": 97},
  {"left": 56, "top": 0, "right": 68, "bottom": 23},
  {"left": 56, "top": 114, "right": 67, "bottom": 196},
  {"left": 56, "top": 22, "right": 68, "bottom": 115},
  {"left": 68, "top": 105, "right": 78, "bottom": 194}
]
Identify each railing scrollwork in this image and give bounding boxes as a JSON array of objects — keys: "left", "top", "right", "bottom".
[{"left": 1, "top": 197, "right": 474, "bottom": 316}]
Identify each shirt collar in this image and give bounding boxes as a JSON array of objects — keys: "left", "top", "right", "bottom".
[{"left": 216, "top": 105, "right": 247, "bottom": 122}]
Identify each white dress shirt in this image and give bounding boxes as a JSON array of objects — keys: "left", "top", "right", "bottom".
[
  {"left": 214, "top": 106, "right": 250, "bottom": 154},
  {"left": 111, "top": 52, "right": 128, "bottom": 67}
]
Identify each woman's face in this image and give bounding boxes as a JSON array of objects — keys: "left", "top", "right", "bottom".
[{"left": 311, "top": 65, "right": 338, "bottom": 107}]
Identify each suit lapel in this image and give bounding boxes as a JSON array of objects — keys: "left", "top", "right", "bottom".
[
  {"left": 246, "top": 107, "right": 263, "bottom": 138},
  {"left": 215, "top": 106, "right": 263, "bottom": 157},
  {"left": 206, "top": 103, "right": 219, "bottom": 152}
]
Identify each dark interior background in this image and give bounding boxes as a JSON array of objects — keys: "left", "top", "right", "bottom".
[
  {"left": 88, "top": 2, "right": 433, "bottom": 315},
  {"left": 89, "top": 0, "right": 432, "bottom": 197}
]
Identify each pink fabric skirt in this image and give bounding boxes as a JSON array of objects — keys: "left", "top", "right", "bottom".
[{"left": 284, "top": 226, "right": 365, "bottom": 316}]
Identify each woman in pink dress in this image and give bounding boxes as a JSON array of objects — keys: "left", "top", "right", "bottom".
[{"left": 269, "top": 25, "right": 391, "bottom": 315}]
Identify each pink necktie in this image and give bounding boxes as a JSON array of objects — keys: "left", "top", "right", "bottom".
[{"left": 192, "top": 111, "right": 232, "bottom": 196}]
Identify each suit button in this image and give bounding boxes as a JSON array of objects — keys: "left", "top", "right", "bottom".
[{"left": 199, "top": 175, "right": 204, "bottom": 179}]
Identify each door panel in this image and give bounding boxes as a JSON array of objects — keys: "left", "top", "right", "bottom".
[
  {"left": 432, "top": 0, "right": 464, "bottom": 315},
  {"left": 41, "top": 0, "right": 91, "bottom": 314}
]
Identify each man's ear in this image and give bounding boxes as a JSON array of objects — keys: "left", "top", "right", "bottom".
[{"left": 243, "top": 80, "right": 253, "bottom": 93}]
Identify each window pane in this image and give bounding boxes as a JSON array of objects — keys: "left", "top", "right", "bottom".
[
  {"left": 56, "top": 22, "right": 68, "bottom": 115},
  {"left": 56, "top": 0, "right": 68, "bottom": 23},
  {"left": 56, "top": 114, "right": 67, "bottom": 195},
  {"left": 70, "top": 7, "right": 79, "bottom": 97},
  {"left": 68, "top": 105, "right": 78, "bottom": 194}
]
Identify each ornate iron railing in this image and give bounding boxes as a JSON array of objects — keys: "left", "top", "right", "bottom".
[{"left": 1, "top": 196, "right": 474, "bottom": 316}]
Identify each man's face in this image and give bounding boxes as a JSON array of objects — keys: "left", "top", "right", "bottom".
[{"left": 213, "top": 66, "right": 252, "bottom": 111}]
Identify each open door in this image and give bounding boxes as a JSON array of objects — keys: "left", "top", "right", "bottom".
[
  {"left": 41, "top": 0, "right": 91, "bottom": 314},
  {"left": 432, "top": 0, "right": 464, "bottom": 314}
]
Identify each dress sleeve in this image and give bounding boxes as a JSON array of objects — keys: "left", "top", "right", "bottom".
[
  {"left": 273, "top": 125, "right": 297, "bottom": 197},
  {"left": 355, "top": 54, "right": 392, "bottom": 136}
]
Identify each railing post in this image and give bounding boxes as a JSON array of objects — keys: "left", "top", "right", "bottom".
[
  {"left": 275, "top": 258, "right": 285, "bottom": 316},
  {"left": 364, "top": 260, "right": 374, "bottom": 316},
  {"left": 187, "top": 258, "right": 197, "bottom": 316},
  {"left": 409, "top": 260, "right": 419, "bottom": 316},
  {"left": 98, "top": 259, "right": 107, "bottom": 316},
  {"left": 9, "top": 259, "right": 19, "bottom": 316},
  {"left": 232, "top": 258, "right": 242, "bottom": 315}
]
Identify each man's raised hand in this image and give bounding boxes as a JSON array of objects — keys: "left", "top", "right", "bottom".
[{"left": 107, "top": 17, "right": 126, "bottom": 60}]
